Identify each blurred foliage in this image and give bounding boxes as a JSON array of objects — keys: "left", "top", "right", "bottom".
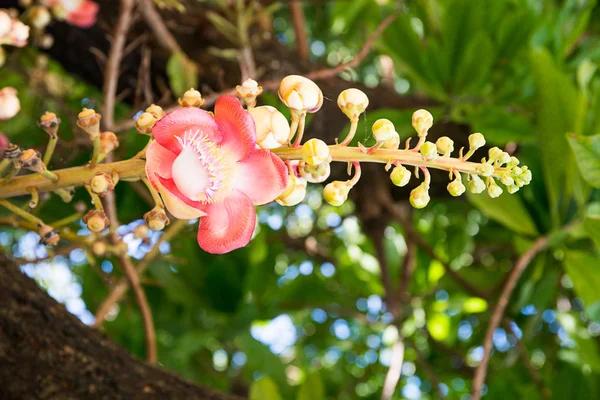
[{"left": 2, "top": 0, "right": 600, "bottom": 399}]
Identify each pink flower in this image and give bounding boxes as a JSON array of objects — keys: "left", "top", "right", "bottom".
[
  {"left": 145, "top": 95, "right": 288, "bottom": 254},
  {"left": 65, "top": 0, "right": 98, "bottom": 29},
  {"left": 0, "top": 87, "right": 20, "bottom": 120}
]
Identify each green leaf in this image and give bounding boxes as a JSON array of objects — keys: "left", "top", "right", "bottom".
[
  {"left": 239, "top": 333, "right": 287, "bottom": 385},
  {"left": 166, "top": 51, "right": 199, "bottom": 96},
  {"left": 468, "top": 192, "right": 538, "bottom": 236},
  {"left": 297, "top": 373, "right": 324, "bottom": 400},
  {"left": 426, "top": 313, "right": 450, "bottom": 341},
  {"left": 584, "top": 203, "right": 600, "bottom": 248},
  {"left": 567, "top": 134, "right": 600, "bottom": 188},
  {"left": 563, "top": 251, "right": 600, "bottom": 317},
  {"left": 250, "top": 377, "right": 282, "bottom": 400}
]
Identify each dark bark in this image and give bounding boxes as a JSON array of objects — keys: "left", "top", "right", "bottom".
[{"left": 0, "top": 253, "right": 242, "bottom": 400}]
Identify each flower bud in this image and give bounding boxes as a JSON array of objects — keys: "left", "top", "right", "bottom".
[
  {"left": 92, "top": 241, "right": 106, "bottom": 256},
  {"left": 497, "top": 152, "right": 511, "bottom": 166},
  {"left": 409, "top": 183, "right": 430, "bottom": 209},
  {"left": 420, "top": 141, "right": 437, "bottom": 160},
  {"left": 145, "top": 104, "right": 165, "bottom": 120},
  {"left": 278, "top": 75, "right": 323, "bottom": 114},
  {"left": 38, "top": 111, "right": 60, "bottom": 137},
  {"left": 236, "top": 79, "right": 263, "bottom": 107},
  {"left": 412, "top": 109, "right": 433, "bottom": 136},
  {"left": 372, "top": 119, "right": 396, "bottom": 142},
  {"left": 302, "top": 138, "right": 329, "bottom": 166},
  {"left": 488, "top": 147, "right": 503, "bottom": 161},
  {"left": 0, "top": 87, "right": 21, "bottom": 120},
  {"left": 7, "top": 20, "right": 29, "bottom": 48},
  {"left": 100, "top": 131, "right": 119, "bottom": 154},
  {"left": 134, "top": 224, "right": 150, "bottom": 239},
  {"left": 487, "top": 184, "right": 503, "bottom": 199},
  {"left": 323, "top": 181, "right": 352, "bottom": 207},
  {"left": 476, "top": 163, "right": 494, "bottom": 177},
  {"left": 507, "top": 185, "right": 519, "bottom": 194},
  {"left": 519, "top": 167, "right": 532, "bottom": 185},
  {"left": 135, "top": 112, "right": 156, "bottom": 135},
  {"left": 4, "top": 143, "right": 22, "bottom": 162},
  {"left": 299, "top": 160, "right": 331, "bottom": 183},
  {"left": 500, "top": 174, "right": 514, "bottom": 186},
  {"left": 0, "top": 11, "right": 11, "bottom": 38},
  {"left": 30, "top": 6, "right": 51, "bottom": 30},
  {"left": 447, "top": 178, "right": 466, "bottom": 197},
  {"left": 468, "top": 175, "right": 486, "bottom": 194},
  {"left": 382, "top": 131, "right": 400, "bottom": 150},
  {"left": 469, "top": 133, "right": 485, "bottom": 149},
  {"left": 38, "top": 223, "right": 59, "bottom": 246},
  {"left": 435, "top": 136, "right": 454, "bottom": 155},
  {"left": 90, "top": 172, "right": 114, "bottom": 196},
  {"left": 144, "top": 206, "right": 170, "bottom": 231},
  {"left": 248, "top": 105, "right": 290, "bottom": 149},
  {"left": 77, "top": 108, "right": 101, "bottom": 139},
  {"left": 178, "top": 88, "right": 205, "bottom": 107},
  {"left": 20, "top": 149, "right": 44, "bottom": 172},
  {"left": 276, "top": 175, "right": 307, "bottom": 206},
  {"left": 508, "top": 156, "right": 520, "bottom": 168},
  {"left": 337, "top": 88, "right": 369, "bottom": 121},
  {"left": 83, "top": 210, "right": 110, "bottom": 233},
  {"left": 390, "top": 165, "right": 411, "bottom": 187}
]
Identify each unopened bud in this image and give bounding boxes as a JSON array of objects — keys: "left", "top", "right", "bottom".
[
  {"left": 77, "top": 108, "right": 101, "bottom": 139},
  {"left": 382, "top": 131, "right": 400, "bottom": 150},
  {"left": 488, "top": 183, "right": 503, "bottom": 198},
  {"left": 249, "top": 106, "right": 290, "bottom": 149},
  {"left": 497, "top": 152, "right": 511, "bottom": 166},
  {"left": 134, "top": 224, "right": 150, "bottom": 239},
  {"left": 5, "top": 143, "right": 22, "bottom": 162},
  {"left": 409, "top": 183, "right": 430, "bottom": 209},
  {"left": 92, "top": 241, "right": 107, "bottom": 256},
  {"left": 488, "top": 147, "right": 503, "bottom": 161},
  {"left": 276, "top": 175, "right": 307, "bottom": 206},
  {"left": 90, "top": 172, "right": 114, "bottom": 196},
  {"left": 372, "top": 119, "right": 395, "bottom": 142},
  {"left": 302, "top": 138, "right": 330, "bottom": 166},
  {"left": 30, "top": 6, "right": 51, "bottom": 29},
  {"left": 299, "top": 160, "right": 331, "bottom": 183},
  {"left": 412, "top": 109, "right": 433, "bottom": 137},
  {"left": 20, "top": 149, "right": 44, "bottom": 172},
  {"left": 100, "top": 131, "right": 119, "bottom": 154},
  {"left": 469, "top": 133, "right": 485, "bottom": 149},
  {"left": 144, "top": 206, "right": 169, "bottom": 231},
  {"left": 236, "top": 79, "right": 263, "bottom": 107},
  {"left": 420, "top": 141, "right": 437, "bottom": 160},
  {"left": 7, "top": 20, "right": 29, "bottom": 48},
  {"left": 323, "top": 181, "right": 352, "bottom": 207},
  {"left": 476, "top": 163, "right": 494, "bottom": 177},
  {"left": 507, "top": 185, "right": 519, "bottom": 194},
  {"left": 135, "top": 112, "right": 156, "bottom": 135},
  {"left": 0, "top": 87, "right": 20, "bottom": 120},
  {"left": 178, "top": 88, "right": 204, "bottom": 107},
  {"left": 468, "top": 175, "right": 486, "bottom": 194},
  {"left": 337, "top": 88, "right": 369, "bottom": 121},
  {"left": 500, "top": 174, "right": 514, "bottom": 186},
  {"left": 390, "top": 165, "right": 411, "bottom": 187},
  {"left": 38, "top": 223, "right": 59, "bottom": 246},
  {"left": 436, "top": 136, "right": 454, "bottom": 155},
  {"left": 519, "top": 168, "right": 532, "bottom": 185},
  {"left": 508, "top": 156, "right": 520, "bottom": 168},
  {"left": 447, "top": 178, "right": 466, "bottom": 197},
  {"left": 83, "top": 210, "right": 110, "bottom": 233},
  {"left": 145, "top": 104, "right": 165, "bottom": 120},
  {"left": 278, "top": 75, "right": 323, "bottom": 114},
  {"left": 38, "top": 111, "right": 60, "bottom": 137}
]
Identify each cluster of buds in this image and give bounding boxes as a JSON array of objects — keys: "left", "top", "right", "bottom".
[
  {"left": 144, "top": 206, "right": 169, "bottom": 231},
  {"left": 0, "top": 9, "right": 29, "bottom": 51},
  {"left": 236, "top": 79, "right": 263, "bottom": 109},
  {"left": 135, "top": 104, "right": 165, "bottom": 135},
  {"left": 0, "top": 87, "right": 21, "bottom": 120},
  {"left": 83, "top": 209, "right": 109, "bottom": 233}
]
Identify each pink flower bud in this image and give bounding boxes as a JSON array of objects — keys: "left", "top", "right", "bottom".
[
  {"left": 248, "top": 106, "right": 290, "bottom": 149},
  {"left": 0, "top": 87, "right": 20, "bottom": 120}
]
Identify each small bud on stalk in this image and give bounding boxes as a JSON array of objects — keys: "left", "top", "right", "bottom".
[
  {"left": 468, "top": 175, "right": 486, "bottom": 194},
  {"left": 419, "top": 141, "right": 437, "bottom": 160},
  {"left": 276, "top": 175, "right": 307, "bottom": 206},
  {"left": 83, "top": 209, "right": 110, "bottom": 233},
  {"left": 412, "top": 109, "right": 433, "bottom": 137},
  {"left": 135, "top": 112, "right": 156, "bottom": 135},
  {"left": 38, "top": 223, "right": 59, "bottom": 246},
  {"left": 38, "top": 111, "right": 60, "bottom": 137},
  {"left": 90, "top": 172, "right": 115, "bottom": 196},
  {"left": 144, "top": 206, "right": 170, "bottom": 231},
  {"left": 77, "top": 108, "right": 101, "bottom": 139},
  {"left": 372, "top": 119, "right": 396, "bottom": 142},
  {"left": 323, "top": 181, "right": 352, "bottom": 207},
  {"left": 178, "top": 88, "right": 204, "bottom": 107},
  {"left": 278, "top": 75, "right": 323, "bottom": 114},
  {"left": 236, "top": 79, "right": 263, "bottom": 108},
  {"left": 337, "top": 88, "right": 369, "bottom": 121},
  {"left": 436, "top": 136, "right": 454, "bottom": 156},
  {"left": 302, "top": 139, "right": 330, "bottom": 166},
  {"left": 249, "top": 106, "right": 290, "bottom": 149},
  {"left": 99, "top": 131, "right": 119, "bottom": 155},
  {"left": 145, "top": 104, "right": 165, "bottom": 120},
  {"left": 447, "top": 176, "right": 466, "bottom": 197},
  {"left": 299, "top": 160, "right": 331, "bottom": 183},
  {"left": 410, "top": 182, "right": 431, "bottom": 209},
  {"left": 390, "top": 165, "right": 411, "bottom": 187}
]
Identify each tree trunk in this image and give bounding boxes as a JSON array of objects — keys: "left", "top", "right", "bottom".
[{"left": 0, "top": 253, "right": 242, "bottom": 400}]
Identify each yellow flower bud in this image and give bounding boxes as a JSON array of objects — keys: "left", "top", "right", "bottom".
[
  {"left": 337, "top": 88, "right": 369, "bottom": 121},
  {"left": 323, "top": 181, "right": 352, "bottom": 207},
  {"left": 420, "top": 141, "right": 437, "bottom": 160},
  {"left": 500, "top": 174, "right": 514, "bottom": 186},
  {"left": 520, "top": 168, "right": 532, "bottom": 185},
  {"left": 135, "top": 112, "right": 156, "bottom": 135},
  {"left": 77, "top": 108, "right": 101, "bottom": 139},
  {"left": 90, "top": 172, "right": 114, "bottom": 196},
  {"left": 447, "top": 178, "right": 466, "bottom": 197},
  {"left": 299, "top": 160, "right": 331, "bottom": 183},
  {"left": 412, "top": 109, "right": 433, "bottom": 137},
  {"left": 83, "top": 210, "right": 110, "bottom": 233},
  {"left": 276, "top": 175, "right": 307, "bottom": 206},
  {"left": 390, "top": 165, "right": 411, "bottom": 187},
  {"left": 382, "top": 131, "right": 400, "bottom": 150},
  {"left": 435, "top": 136, "right": 454, "bottom": 155},
  {"left": 476, "top": 163, "right": 494, "bottom": 177},
  {"left": 507, "top": 185, "right": 519, "bottom": 194},
  {"left": 468, "top": 175, "right": 486, "bottom": 194},
  {"left": 248, "top": 106, "right": 290, "bottom": 149},
  {"left": 100, "top": 131, "right": 119, "bottom": 154},
  {"left": 145, "top": 104, "right": 165, "bottom": 120},
  {"left": 488, "top": 184, "right": 503, "bottom": 198},
  {"left": 144, "top": 206, "right": 170, "bottom": 231},
  {"left": 20, "top": 149, "right": 45, "bottom": 173},
  {"left": 278, "top": 75, "right": 323, "bottom": 113},
  {"left": 38, "top": 111, "right": 60, "bottom": 137},
  {"left": 134, "top": 224, "right": 150, "bottom": 239},
  {"left": 409, "top": 183, "right": 430, "bottom": 209},
  {"left": 508, "top": 156, "right": 520, "bottom": 168},
  {"left": 236, "top": 79, "right": 263, "bottom": 106},
  {"left": 372, "top": 119, "right": 396, "bottom": 142},
  {"left": 302, "top": 138, "right": 330, "bottom": 166},
  {"left": 178, "top": 88, "right": 205, "bottom": 107},
  {"left": 488, "top": 147, "right": 503, "bottom": 161},
  {"left": 497, "top": 152, "right": 511, "bottom": 166},
  {"left": 468, "top": 133, "right": 485, "bottom": 149},
  {"left": 38, "top": 223, "right": 59, "bottom": 246}
]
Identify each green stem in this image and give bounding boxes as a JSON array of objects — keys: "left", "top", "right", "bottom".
[
  {"left": 339, "top": 119, "right": 358, "bottom": 146},
  {"left": 0, "top": 199, "right": 45, "bottom": 227},
  {"left": 28, "top": 187, "right": 39, "bottom": 209},
  {"left": 141, "top": 176, "right": 164, "bottom": 208},
  {"left": 85, "top": 185, "right": 105, "bottom": 212},
  {"left": 292, "top": 113, "right": 307, "bottom": 147},
  {"left": 43, "top": 136, "right": 58, "bottom": 166},
  {"left": 90, "top": 136, "right": 101, "bottom": 168},
  {"left": 0, "top": 159, "right": 11, "bottom": 176},
  {"left": 0, "top": 166, "right": 21, "bottom": 188},
  {"left": 53, "top": 212, "right": 83, "bottom": 228}
]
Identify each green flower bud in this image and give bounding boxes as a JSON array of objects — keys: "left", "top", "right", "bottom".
[
  {"left": 420, "top": 141, "right": 437, "bottom": 160},
  {"left": 500, "top": 174, "right": 514, "bottom": 186},
  {"left": 488, "top": 147, "right": 503, "bottom": 161},
  {"left": 476, "top": 163, "right": 495, "bottom": 177},
  {"left": 468, "top": 133, "right": 485, "bottom": 149},
  {"left": 337, "top": 88, "right": 369, "bottom": 121},
  {"left": 520, "top": 168, "right": 532, "bottom": 185},
  {"left": 382, "top": 131, "right": 400, "bottom": 150},
  {"left": 497, "top": 152, "right": 511, "bottom": 166},
  {"left": 468, "top": 175, "right": 486, "bottom": 194},
  {"left": 435, "top": 136, "right": 454, "bottom": 155},
  {"left": 508, "top": 156, "right": 520, "bottom": 168},
  {"left": 507, "top": 185, "right": 519, "bottom": 194},
  {"left": 390, "top": 165, "right": 411, "bottom": 187},
  {"left": 323, "top": 181, "right": 351, "bottom": 206},
  {"left": 372, "top": 119, "right": 396, "bottom": 142},
  {"left": 412, "top": 109, "right": 433, "bottom": 137},
  {"left": 488, "top": 184, "right": 503, "bottom": 198},
  {"left": 302, "top": 138, "right": 330, "bottom": 166},
  {"left": 409, "top": 183, "right": 430, "bottom": 209},
  {"left": 447, "top": 178, "right": 466, "bottom": 197}
]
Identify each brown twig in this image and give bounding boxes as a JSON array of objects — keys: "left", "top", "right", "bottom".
[
  {"left": 112, "top": 13, "right": 399, "bottom": 133},
  {"left": 471, "top": 235, "right": 551, "bottom": 399},
  {"left": 504, "top": 319, "right": 551, "bottom": 400},
  {"left": 289, "top": 0, "right": 309, "bottom": 62},
  {"left": 140, "top": 0, "right": 181, "bottom": 53}
]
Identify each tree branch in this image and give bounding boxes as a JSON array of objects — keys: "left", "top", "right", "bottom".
[
  {"left": 289, "top": 0, "right": 309, "bottom": 62},
  {"left": 140, "top": 0, "right": 182, "bottom": 53}
]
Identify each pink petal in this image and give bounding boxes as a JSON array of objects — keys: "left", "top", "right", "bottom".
[
  {"left": 155, "top": 176, "right": 207, "bottom": 220},
  {"left": 152, "top": 107, "right": 218, "bottom": 154},
  {"left": 145, "top": 141, "right": 176, "bottom": 187},
  {"left": 197, "top": 191, "right": 256, "bottom": 254},
  {"left": 67, "top": 1, "right": 99, "bottom": 28},
  {"left": 214, "top": 95, "right": 256, "bottom": 161},
  {"left": 233, "top": 149, "right": 288, "bottom": 205}
]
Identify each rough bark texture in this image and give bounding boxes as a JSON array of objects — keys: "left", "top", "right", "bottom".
[{"left": 0, "top": 253, "right": 242, "bottom": 400}]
